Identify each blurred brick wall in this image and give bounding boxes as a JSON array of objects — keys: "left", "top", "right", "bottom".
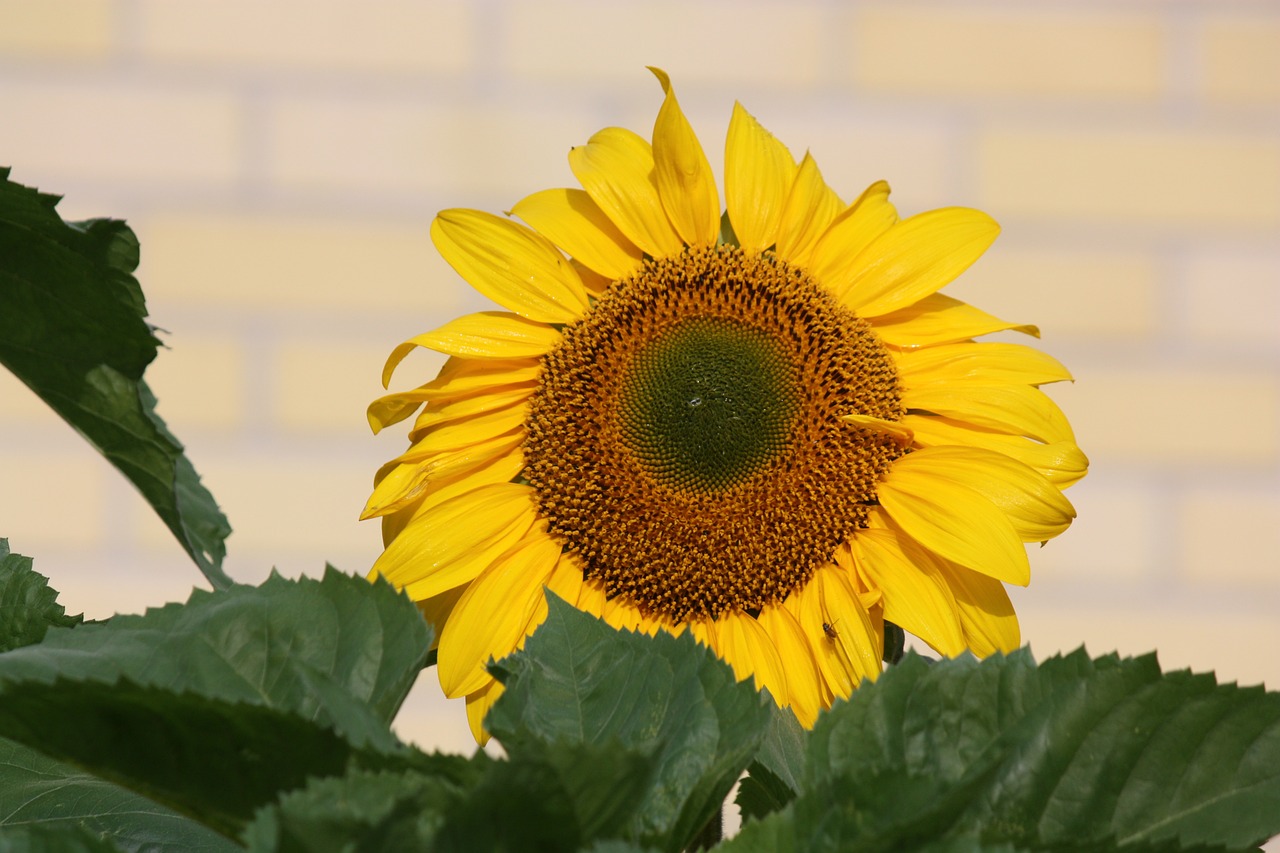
[{"left": 2, "top": 0, "right": 1278, "bottom": 756}]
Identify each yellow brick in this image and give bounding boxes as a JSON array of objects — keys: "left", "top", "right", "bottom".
[
  {"left": 1015, "top": 602, "right": 1280, "bottom": 692},
  {"left": 267, "top": 98, "right": 591, "bottom": 200},
  {"left": 1180, "top": 491, "right": 1280, "bottom": 586},
  {"left": 501, "top": 1, "right": 827, "bottom": 87},
  {"left": 954, "top": 247, "right": 1158, "bottom": 338},
  {"left": 1201, "top": 19, "right": 1280, "bottom": 103},
  {"left": 1057, "top": 368, "right": 1280, "bottom": 464},
  {"left": 137, "top": 0, "right": 473, "bottom": 73},
  {"left": 272, "top": 340, "right": 434, "bottom": 435},
  {"left": 138, "top": 214, "right": 462, "bottom": 314},
  {"left": 1025, "top": 480, "right": 1157, "bottom": 583},
  {"left": 0, "top": 451, "right": 108, "bottom": 548},
  {"left": 0, "top": 0, "right": 113, "bottom": 58},
  {"left": 978, "top": 128, "right": 1280, "bottom": 227},
  {"left": 1184, "top": 250, "right": 1280, "bottom": 345},
  {"left": 144, "top": 334, "right": 246, "bottom": 432},
  {"left": 0, "top": 83, "right": 241, "bottom": 186},
  {"left": 850, "top": 6, "right": 1165, "bottom": 99}
]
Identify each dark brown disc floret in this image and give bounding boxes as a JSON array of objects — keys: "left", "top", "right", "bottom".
[{"left": 523, "top": 245, "right": 905, "bottom": 622}]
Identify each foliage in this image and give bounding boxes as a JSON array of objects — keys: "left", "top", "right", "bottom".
[{"left": 2, "top": 175, "right": 1277, "bottom": 852}]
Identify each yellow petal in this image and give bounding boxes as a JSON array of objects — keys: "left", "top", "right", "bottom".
[
  {"left": 841, "top": 413, "right": 913, "bottom": 445},
  {"left": 576, "top": 577, "right": 608, "bottom": 615},
  {"left": 848, "top": 528, "right": 966, "bottom": 657},
  {"left": 795, "top": 566, "right": 882, "bottom": 699},
  {"left": 775, "top": 152, "right": 843, "bottom": 268},
  {"left": 431, "top": 209, "right": 590, "bottom": 324},
  {"left": 465, "top": 678, "right": 501, "bottom": 745},
  {"left": 841, "top": 207, "right": 1000, "bottom": 318},
  {"left": 870, "top": 293, "right": 1039, "bottom": 349},
  {"left": 399, "top": 402, "right": 526, "bottom": 456},
  {"left": 897, "top": 342, "right": 1073, "bottom": 390},
  {"left": 410, "top": 383, "right": 535, "bottom": 433},
  {"left": 896, "top": 445, "right": 1075, "bottom": 543},
  {"left": 438, "top": 533, "right": 563, "bottom": 698},
  {"left": 934, "top": 558, "right": 1020, "bottom": 657},
  {"left": 809, "top": 181, "right": 899, "bottom": 298},
  {"left": 717, "top": 610, "right": 789, "bottom": 709},
  {"left": 371, "top": 482, "right": 539, "bottom": 599},
  {"left": 417, "top": 583, "right": 467, "bottom": 651},
  {"left": 756, "top": 603, "right": 822, "bottom": 727},
  {"left": 362, "top": 431, "right": 524, "bottom": 521},
  {"left": 725, "top": 102, "right": 796, "bottom": 254},
  {"left": 510, "top": 188, "right": 644, "bottom": 281},
  {"left": 903, "top": 383, "right": 1076, "bottom": 445},
  {"left": 648, "top": 68, "right": 720, "bottom": 247},
  {"left": 391, "top": 312, "right": 562, "bottom": 362},
  {"left": 905, "top": 414, "right": 1089, "bottom": 489},
  {"left": 877, "top": 450, "right": 1030, "bottom": 586},
  {"left": 569, "top": 126, "right": 683, "bottom": 258},
  {"left": 382, "top": 350, "right": 539, "bottom": 395}
]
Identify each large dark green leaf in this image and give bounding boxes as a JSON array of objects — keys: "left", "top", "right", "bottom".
[
  {"left": 486, "top": 595, "right": 774, "bottom": 853},
  {"left": 0, "top": 569, "right": 431, "bottom": 747},
  {"left": 804, "top": 649, "right": 1280, "bottom": 850},
  {"left": 0, "top": 169, "right": 230, "bottom": 588},
  {"left": 0, "top": 737, "right": 235, "bottom": 853},
  {"left": 0, "top": 679, "right": 365, "bottom": 839},
  {"left": 0, "top": 541, "right": 81, "bottom": 653}
]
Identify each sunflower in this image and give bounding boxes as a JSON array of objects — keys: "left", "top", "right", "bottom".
[{"left": 363, "top": 69, "right": 1086, "bottom": 741}]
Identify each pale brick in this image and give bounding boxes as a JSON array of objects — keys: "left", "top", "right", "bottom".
[
  {"left": 272, "top": 340, "right": 425, "bottom": 435},
  {"left": 501, "top": 1, "right": 826, "bottom": 88},
  {"left": 0, "top": 452, "right": 108, "bottom": 548},
  {"left": 759, "top": 116, "right": 955, "bottom": 212},
  {"left": 137, "top": 0, "right": 473, "bottom": 74},
  {"left": 0, "top": 0, "right": 113, "bottom": 58},
  {"left": 978, "top": 128, "right": 1280, "bottom": 227},
  {"left": 850, "top": 6, "right": 1165, "bottom": 100},
  {"left": 132, "top": 453, "right": 383, "bottom": 567},
  {"left": 0, "top": 369, "right": 51, "bottom": 425},
  {"left": 954, "top": 247, "right": 1158, "bottom": 338},
  {"left": 1201, "top": 19, "right": 1280, "bottom": 104},
  {"left": 1027, "top": 478, "right": 1158, "bottom": 583},
  {"left": 267, "top": 97, "right": 592, "bottom": 201},
  {"left": 1014, "top": 601, "right": 1280, "bottom": 692},
  {"left": 1057, "top": 368, "right": 1280, "bottom": 464},
  {"left": 1183, "top": 249, "right": 1280, "bottom": 346},
  {"left": 0, "top": 82, "right": 241, "bottom": 188},
  {"left": 138, "top": 214, "right": 462, "bottom": 314},
  {"left": 1180, "top": 491, "right": 1280, "bottom": 586},
  {"left": 145, "top": 334, "right": 246, "bottom": 432},
  {"left": 392, "top": 670, "right": 492, "bottom": 754}
]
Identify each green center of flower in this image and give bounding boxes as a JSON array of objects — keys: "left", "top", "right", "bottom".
[
  {"left": 523, "top": 245, "right": 906, "bottom": 622},
  {"left": 619, "top": 317, "right": 798, "bottom": 493}
]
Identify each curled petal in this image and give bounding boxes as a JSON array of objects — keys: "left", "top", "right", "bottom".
[
  {"left": 725, "top": 102, "right": 796, "bottom": 254},
  {"left": 649, "top": 67, "right": 720, "bottom": 246},
  {"left": 569, "top": 127, "right": 683, "bottom": 258},
  {"left": 431, "top": 210, "right": 590, "bottom": 324},
  {"left": 511, "top": 188, "right": 643, "bottom": 280}
]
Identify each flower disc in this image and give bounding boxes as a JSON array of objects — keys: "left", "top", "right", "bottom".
[{"left": 524, "top": 245, "right": 906, "bottom": 621}]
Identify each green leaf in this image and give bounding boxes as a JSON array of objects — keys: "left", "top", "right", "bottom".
[
  {"left": 243, "top": 766, "right": 474, "bottom": 852},
  {"left": 0, "top": 541, "right": 81, "bottom": 653},
  {"left": 486, "top": 595, "right": 774, "bottom": 853},
  {"left": 0, "top": 679, "right": 364, "bottom": 840},
  {"left": 0, "top": 824, "right": 128, "bottom": 852},
  {"left": 432, "top": 740, "right": 655, "bottom": 853},
  {"left": 0, "top": 737, "right": 235, "bottom": 853},
  {"left": 0, "top": 569, "right": 431, "bottom": 748},
  {"left": 736, "top": 706, "right": 807, "bottom": 823},
  {"left": 0, "top": 170, "right": 231, "bottom": 588},
  {"left": 806, "top": 649, "right": 1280, "bottom": 851}
]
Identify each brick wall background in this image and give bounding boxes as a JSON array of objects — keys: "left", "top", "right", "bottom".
[{"left": 2, "top": 0, "right": 1278, "bottom": 760}]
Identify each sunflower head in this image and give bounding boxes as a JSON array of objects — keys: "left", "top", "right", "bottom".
[{"left": 364, "top": 69, "right": 1087, "bottom": 741}]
